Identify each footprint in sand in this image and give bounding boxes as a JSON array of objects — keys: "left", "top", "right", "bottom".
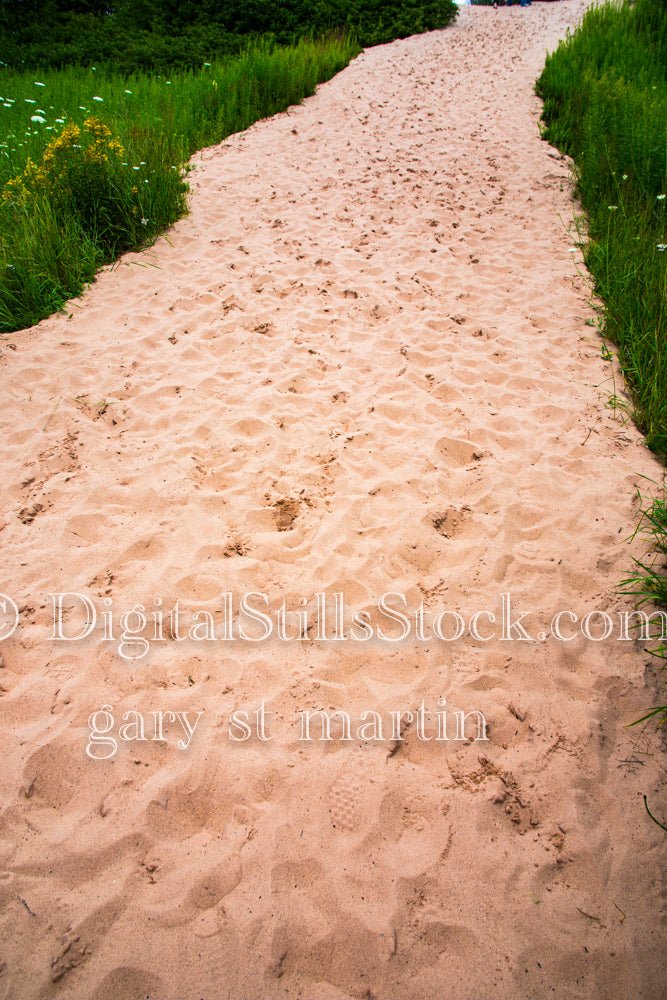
[
  {"left": 272, "top": 497, "right": 303, "bottom": 531},
  {"left": 324, "top": 748, "right": 387, "bottom": 840},
  {"left": 91, "top": 967, "right": 166, "bottom": 1000},
  {"left": 329, "top": 770, "right": 366, "bottom": 833},
  {"left": 428, "top": 505, "right": 474, "bottom": 540},
  {"left": 63, "top": 512, "right": 110, "bottom": 546},
  {"left": 435, "top": 435, "right": 483, "bottom": 468}
]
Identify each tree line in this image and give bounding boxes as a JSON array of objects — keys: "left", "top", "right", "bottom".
[{"left": 0, "top": 0, "right": 458, "bottom": 71}]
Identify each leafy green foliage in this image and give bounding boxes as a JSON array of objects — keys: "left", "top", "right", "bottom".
[{"left": 0, "top": 0, "right": 458, "bottom": 72}]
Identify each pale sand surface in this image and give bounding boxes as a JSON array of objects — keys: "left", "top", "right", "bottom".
[{"left": 0, "top": 3, "right": 665, "bottom": 997}]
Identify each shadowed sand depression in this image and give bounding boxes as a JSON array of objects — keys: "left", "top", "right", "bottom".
[{"left": 0, "top": 3, "right": 665, "bottom": 998}]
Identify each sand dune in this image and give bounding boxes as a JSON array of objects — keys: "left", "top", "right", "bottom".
[{"left": 0, "top": 3, "right": 665, "bottom": 997}]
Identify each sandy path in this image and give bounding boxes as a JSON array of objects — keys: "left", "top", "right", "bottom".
[{"left": 0, "top": 3, "right": 665, "bottom": 998}]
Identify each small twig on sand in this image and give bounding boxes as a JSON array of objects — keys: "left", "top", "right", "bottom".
[
  {"left": 576, "top": 907, "right": 606, "bottom": 926},
  {"left": 18, "top": 896, "right": 35, "bottom": 916}
]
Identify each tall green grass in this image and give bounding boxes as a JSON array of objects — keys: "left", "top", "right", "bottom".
[
  {"left": 0, "top": 35, "right": 359, "bottom": 332},
  {"left": 537, "top": 0, "right": 667, "bottom": 455},
  {"left": 538, "top": 0, "right": 667, "bottom": 771}
]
